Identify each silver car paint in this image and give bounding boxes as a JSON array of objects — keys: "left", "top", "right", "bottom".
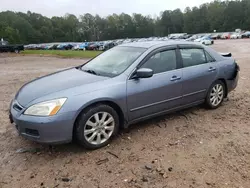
[{"left": 10, "top": 41, "right": 239, "bottom": 144}]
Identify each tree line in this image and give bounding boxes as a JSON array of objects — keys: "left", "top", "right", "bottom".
[{"left": 0, "top": 0, "right": 250, "bottom": 44}]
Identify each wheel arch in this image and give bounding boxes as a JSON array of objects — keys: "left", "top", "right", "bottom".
[
  {"left": 217, "top": 78, "right": 228, "bottom": 98},
  {"left": 73, "top": 99, "right": 126, "bottom": 139}
]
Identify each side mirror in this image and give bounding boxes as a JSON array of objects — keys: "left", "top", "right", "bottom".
[{"left": 135, "top": 68, "right": 153, "bottom": 78}]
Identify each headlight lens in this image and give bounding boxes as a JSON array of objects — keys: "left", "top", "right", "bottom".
[{"left": 24, "top": 98, "right": 67, "bottom": 116}]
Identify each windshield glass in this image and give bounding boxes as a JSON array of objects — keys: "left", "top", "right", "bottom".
[{"left": 82, "top": 46, "right": 146, "bottom": 77}]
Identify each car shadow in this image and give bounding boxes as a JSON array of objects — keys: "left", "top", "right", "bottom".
[
  {"left": 29, "top": 105, "right": 203, "bottom": 156},
  {"left": 121, "top": 105, "right": 203, "bottom": 133}
]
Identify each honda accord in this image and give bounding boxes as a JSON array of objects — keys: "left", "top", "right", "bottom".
[{"left": 9, "top": 41, "right": 239, "bottom": 149}]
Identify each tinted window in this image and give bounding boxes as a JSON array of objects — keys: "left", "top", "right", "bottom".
[
  {"left": 141, "top": 50, "right": 177, "bottom": 74},
  {"left": 205, "top": 51, "right": 215, "bottom": 62},
  {"left": 180, "top": 48, "right": 206, "bottom": 67}
]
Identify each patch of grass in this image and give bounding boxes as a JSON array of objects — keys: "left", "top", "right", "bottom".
[{"left": 22, "top": 50, "right": 102, "bottom": 58}]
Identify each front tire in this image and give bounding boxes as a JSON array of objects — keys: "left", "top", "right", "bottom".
[
  {"left": 75, "top": 104, "right": 119, "bottom": 149},
  {"left": 205, "top": 80, "right": 225, "bottom": 109}
]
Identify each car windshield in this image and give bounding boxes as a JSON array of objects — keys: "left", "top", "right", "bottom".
[{"left": 81, "top": 46, "right": 146, "bottom": 77}]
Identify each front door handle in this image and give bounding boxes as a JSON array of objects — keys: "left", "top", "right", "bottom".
[
  {"left": 208, "top": 67, "right": 216, "bottom": 72},
  {"left": 170, "top": 75, "right": 181, "bottom": 81}
]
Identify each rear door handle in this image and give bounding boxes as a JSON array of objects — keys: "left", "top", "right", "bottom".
[
  {"left": 208, "top": 67, "right": 216, "bottom": 72},
  {"left": 170, "top": 75, "right": 181, "bottom": 81}
]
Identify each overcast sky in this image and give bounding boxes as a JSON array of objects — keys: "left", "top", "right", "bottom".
[{"left": 0, "top": 0, "right": 213, "bottom": 17}]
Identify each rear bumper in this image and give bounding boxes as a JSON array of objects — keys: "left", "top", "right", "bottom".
[
  {"left": 10, "top": 104, "right": 76, "bottom": 144},
  {"left": 227, "top": 63, "right": 239, "bottom": 93}
]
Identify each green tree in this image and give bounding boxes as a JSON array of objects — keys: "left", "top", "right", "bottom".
[{"left": 0, "top": 1, "right": 250, "bottom": 44}]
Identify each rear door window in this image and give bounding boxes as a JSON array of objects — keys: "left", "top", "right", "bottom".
[{"left": 180, "top": 48, "right": 207, "bottom": 68}]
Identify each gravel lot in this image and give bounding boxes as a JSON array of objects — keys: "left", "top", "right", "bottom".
[{"left": 0, "top": 40, "right": 250, "bottom": 188}]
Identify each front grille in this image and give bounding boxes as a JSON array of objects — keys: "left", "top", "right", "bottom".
[{"left": 25, "top": 128, "right": 39, "bottom": 137}]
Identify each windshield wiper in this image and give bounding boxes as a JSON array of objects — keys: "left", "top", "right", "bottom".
[{"left": 82, "top": 69, "right": 98, "bottom": 75}]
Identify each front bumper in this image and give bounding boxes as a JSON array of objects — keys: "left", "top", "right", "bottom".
[{"left": 9, "top": 102, "right": 76, "bottom": 144}]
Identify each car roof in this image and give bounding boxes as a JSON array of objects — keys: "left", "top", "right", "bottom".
[{"left": 119, "top": 40, "right": 201, "bottom": 49}]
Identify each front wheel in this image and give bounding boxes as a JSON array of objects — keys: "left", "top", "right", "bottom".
[
  {"left": 205, "top": 80, "right": 225, "bottom": 109},
  {"left": 75, "top": 104, "right": 119, "bottom": 149}
]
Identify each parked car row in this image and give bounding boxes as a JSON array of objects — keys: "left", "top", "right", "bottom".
[
  {"left": 186, "top": 31, "right": 250, "bottom": 41},
  {"left": 211, "top": 31, "right": 250, "bottom": 39},
  {"left": 24, "top": 30, "right": 250, "bottom": 51},
  {"left": 24, "top": 37, "right": 172, "bottom": 51},
  {"left": 25, "top": 40, "right": 123, "bottom": 51},
  {"left": 24, "top": 41, "right": 114, "bottom": 51},
  {"left": 24, "top": 36, "right": 206, "bottom": 51}
]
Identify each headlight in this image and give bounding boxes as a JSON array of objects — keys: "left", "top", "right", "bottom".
[{"left": 24, "top": 98, "right": 67, "bottom": 116}]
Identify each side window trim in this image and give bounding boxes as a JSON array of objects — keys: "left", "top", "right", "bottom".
[
  {"left": 202, "top": 49, "right": 208, "bottom": 63},
  {"left": 204, "top": 50, "right": 216, "bottom": 62},
  {"left": 176, "top": 47, "right": 183, "bottom": 68},
  {"left": 178, "top": 44, "right": 204, "bottom": 49}
]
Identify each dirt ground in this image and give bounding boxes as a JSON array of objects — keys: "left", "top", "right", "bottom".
[{"left": 0, "top": 40, "right": 249, "bottom": 188}]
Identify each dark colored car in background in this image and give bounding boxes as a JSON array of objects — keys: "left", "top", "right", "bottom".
[
  {"left": 0, "top": 39, "right": 24, "bottom": 53},
  {"left": 48, "top": 44, "right": 59, "bottom": 50},
  {"left": 87, "top": 42, "right": 100, "bottom": 50},
  {"left": 210, "top": 33, "right": 221, "bottom": 40},
  {"left": 103, "top": 42, "right": 116, "bottom": 51},
  {"left": 57, "top": 44, "right": 73, "bottom": 50}
]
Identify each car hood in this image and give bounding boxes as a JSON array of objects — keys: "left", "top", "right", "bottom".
[{"left": 16, "top": 67, "right": 109, "bottom": 107}]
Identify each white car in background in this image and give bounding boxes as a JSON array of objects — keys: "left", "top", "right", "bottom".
[
  {"left": 73, "top": 44, "right": 80, "bottom": 50},
  {"left": 194, "top": 37, "right": 214, "bottom": 45},
  {"left": 230, "top": 33, "right": 242, "bottom": 39}
]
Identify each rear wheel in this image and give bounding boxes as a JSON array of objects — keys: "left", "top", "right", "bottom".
[
  {"left": 75, "top": 104, "right": 119, "bottom": 149},
  {"left": 205, "top": 80, "right": 225, "bottom": 109}
]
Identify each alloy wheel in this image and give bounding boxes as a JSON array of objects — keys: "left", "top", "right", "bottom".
[
  {"left": 84, "top": 112, "right": 115, "bottom": 145},
  {"left": 210, "top": 84, "right": 224, "bottom": 107}
]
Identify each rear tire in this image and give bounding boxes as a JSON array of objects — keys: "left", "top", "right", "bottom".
[
  {"left": 205, "top": 80, "right": 225, "bottom": 109},
  {"left": 75, "top": 104, "right": 119, "bottom": 149}
]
